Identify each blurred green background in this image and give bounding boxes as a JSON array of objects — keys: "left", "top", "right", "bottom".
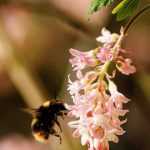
[{"left": 0, "top": 0, "right": 149, "bottom": 150}]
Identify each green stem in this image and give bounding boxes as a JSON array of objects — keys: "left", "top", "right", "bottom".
[
  {"left": 98, "top": 4, "right": 150, "bottom": 80},
  {"left": 99, "top": 61, "right": 111, "bottom": 80},
  {"left": 99, "top": 29, "right": 124, "bottom": 80},
  {"left": 124, "top": 4, "right": 150, "bottom": 34}
]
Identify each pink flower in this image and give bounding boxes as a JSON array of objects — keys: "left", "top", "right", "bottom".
[
  {"left": 67, "top": 76, "right": 84, "bottom": 96},
  {"left": 67, "top": 78, "right": 128, "bottom": 150},
  {"left": 96, "top": 28, "right": 119, "bottom": 45},
  {"left": 116, "top": 58, "right": 136, "bottom": 75},
  {"left": 97, "top": 47, "right": 113, "bottom": 63},
  {"left": 69, "top": 48, "right": 97, "bottom": 71}
]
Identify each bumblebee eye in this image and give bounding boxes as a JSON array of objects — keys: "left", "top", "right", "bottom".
[{"left": 40, "top": 123, "right": 44, "bottom": 127}]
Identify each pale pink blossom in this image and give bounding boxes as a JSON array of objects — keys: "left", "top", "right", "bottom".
[
  {"left": 69, "top": 48, "right": 97, "bottom": 71},
  {"left": 67, "top": 78, "right": 127, "bottom": 150},
  {"left": 108, "top": 79, "right": 130, "bottom": 104},
  {"left": 96, "top": 47, "right": 113, "bottom": 63},
  {"left": 96, "top": 28, "right": 119, "bottom": 45},
  {"left": 116, "top": 58, "right": 136, "bottom": 75},
  {"left": 67, "top": 76, "right": 84, "bottom": 96}
]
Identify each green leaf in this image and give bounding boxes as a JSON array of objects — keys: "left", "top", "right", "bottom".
[
  {"left": 112, "top": 0, "right": 129, "bottom": 14},
  {"left": 89, "top": 0, "right": 114, "bottom": 14},
  {"left": 112, "top": 0, "right": 139, "bottom": 21}
]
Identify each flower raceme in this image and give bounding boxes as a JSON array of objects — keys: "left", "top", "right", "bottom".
[{"left": 66, "top": 28, "right": 136, "bottom": 150}]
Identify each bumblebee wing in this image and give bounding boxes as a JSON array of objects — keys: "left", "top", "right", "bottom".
[{"left": 21, "top": 108, "right": 37, "bottom": 116}]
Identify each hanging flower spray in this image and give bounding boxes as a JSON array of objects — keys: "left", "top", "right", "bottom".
[{"left": 65, "top": 5, "right": 150, "bottom": 150}]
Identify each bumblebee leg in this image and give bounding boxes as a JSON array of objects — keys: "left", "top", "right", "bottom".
[
  {"left": 49, "top": 128, "right": 62, "bottom": 144},
  {"left": 54, "top": 133, "right": 62, "bottom": 144},
  {"left": 55, "top": 119, "right": 62, "bottom": 132}
]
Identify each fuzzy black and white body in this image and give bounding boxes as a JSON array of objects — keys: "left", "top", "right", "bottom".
[{"left": 30, "top": 100, "right": 67, "bottom": 143}]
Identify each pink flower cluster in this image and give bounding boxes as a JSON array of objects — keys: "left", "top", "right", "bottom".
[{"left": 66, "top": 28, "right": 136, "bottom": 150}]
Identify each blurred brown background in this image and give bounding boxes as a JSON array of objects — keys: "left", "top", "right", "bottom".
[{"left": 0, "top": 0, "right": 149, "bottom": 150}]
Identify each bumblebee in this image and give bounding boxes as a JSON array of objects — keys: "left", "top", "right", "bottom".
[{"left": 25, "top": 100, "right": 67, "bottom": 143}]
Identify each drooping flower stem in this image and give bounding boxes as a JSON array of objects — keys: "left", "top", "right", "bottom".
[
  {"left": 111, "top": 28, "right": 124, "bottom": 54},
  {"left": 99, "top": 29, "right": 124, "bottom": 80},
  {"left": 99, "top": 60, "right": 111, "bottom": 80},
  {"left": 124, "top": 4, "right": 150, "bottom": 34}
]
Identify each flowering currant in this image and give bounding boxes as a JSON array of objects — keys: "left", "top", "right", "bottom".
[{"left": 66, "top": 27, "right": 136, "bottom": 150}]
